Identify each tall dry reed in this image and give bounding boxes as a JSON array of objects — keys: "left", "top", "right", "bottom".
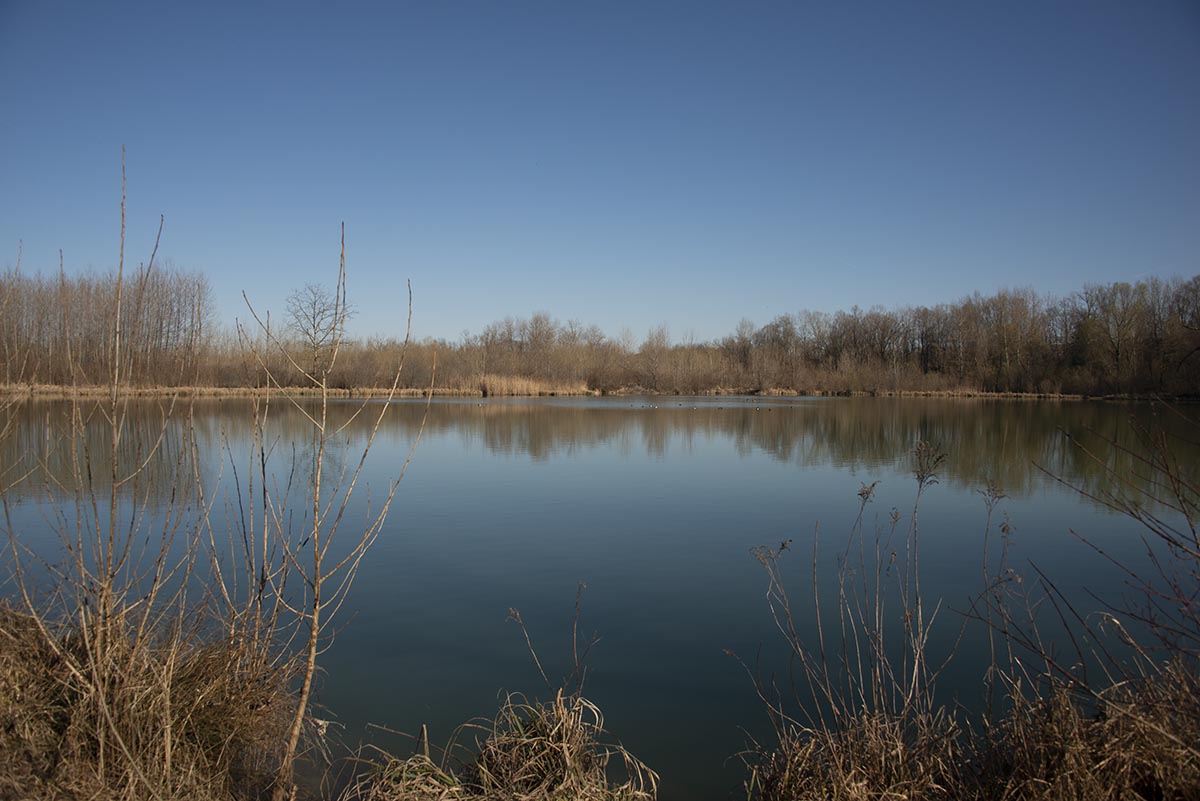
[{"left": 744, "top": 410, "right": 1200, "bottom": 801}]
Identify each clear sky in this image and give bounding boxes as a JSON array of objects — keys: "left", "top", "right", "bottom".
[{"left": 2, "top": 1, "right": 1198, "bottom": 343}]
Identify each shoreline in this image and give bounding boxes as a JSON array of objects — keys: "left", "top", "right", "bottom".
[{"left": 2, "top": 382, "right": 1184, "bottom": 402}]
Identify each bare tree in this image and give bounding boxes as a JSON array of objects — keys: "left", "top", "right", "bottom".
[
  {"left": 285, "top": 282, "right": 351, "bottom": 379},
  {"left": 242, "top": 227, "right": 431, "bottom": 800}
]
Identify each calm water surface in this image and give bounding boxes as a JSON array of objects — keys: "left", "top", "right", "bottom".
[{"left": 5, "top": 396, "right": 1194, "bottom": 800}]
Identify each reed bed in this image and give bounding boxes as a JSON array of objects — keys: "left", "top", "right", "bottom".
[
  {"left": 0, "top": 380, "right": 1098, "bottom": 402},
  {"left": 0, "top": 379, "right": 597, "bottom": 400},
  {"left": 743, "top": 423, "right": 1200, "bottom": 801},
  {"left": 748, "top": 711, "right": 963, "bottom": 801},
  {"left": 473, "top": 375, "right": 596, "bottom": 397},
  {"left": 0, "top": 382, "right": 474, "bottom": 399},
  {"left": 749, "top": 671, "right": 1200, "bottom": 801},
  {"left": 973, "top": 664, "right": 1200, "bottom": 800}
]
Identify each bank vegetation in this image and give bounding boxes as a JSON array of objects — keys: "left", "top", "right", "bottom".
[{"left": 2, "top": 261, "right": 1198, "bottom": 397}]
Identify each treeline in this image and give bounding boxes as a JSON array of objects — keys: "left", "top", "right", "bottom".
[
  {"left": 366, "top": 275, "right": 1200, "bottom": 396},
  {"left": 0, "top": 266, "right": 212, "bottom": 386},
  {"left": 2, "top": 265, "right": 1199, "bottom": 395}
]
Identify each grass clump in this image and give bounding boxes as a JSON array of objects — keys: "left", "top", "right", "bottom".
[
  {"left": 345, "top": 690, "right": 655, "bottom": 801},
  {"left": 467, "top": 690, "right": 654, "bottom": 800},
  {"left": 976, "top": 664, "right": 1200, "bottom": 801},
  {"left": 0, "top": 603, "right": 295, "bottom": 801},
  {"left": 0, "top": 603, "right": 66, "bottom": 797},
  {"left": 749, "top": 710, "right": 962, "bottom": 801},
  {"left": 345, "top": 754, "right": 464, "bottom": 801}
]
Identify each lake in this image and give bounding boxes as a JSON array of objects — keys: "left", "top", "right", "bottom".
[{"left": 2, "top": 395, "right": 1192, "bottom": 800}]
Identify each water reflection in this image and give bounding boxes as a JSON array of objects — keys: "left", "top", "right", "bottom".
[
  {"left": 377, "top": 397, "right": 1193, "bottom": 502},
  {"left": 0, "top": 399, "right": 199, "bottom": 503},
  {"left": 3, "top": 395, "right": 1193, "bottom": 509},
  {"left": 2, "top": 395, "right": 1194, "bottom": 801}
]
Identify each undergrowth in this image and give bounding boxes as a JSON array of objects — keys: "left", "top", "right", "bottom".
[
  {"left": 744, "top": 423, "right": 1200, "bottom": 801},
  {"left": 0, "top": 602, "right": 293, "bottom": 801},
  {"left": 344, "top": 690, "right": 654, "bottom": 801}
]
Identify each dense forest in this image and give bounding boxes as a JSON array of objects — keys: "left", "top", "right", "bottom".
[{"left": 1, "top": 266, "right": 1198, "bottom": 396}]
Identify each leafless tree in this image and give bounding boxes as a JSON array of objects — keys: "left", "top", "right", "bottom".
[
  {"left": 285, "top": 282, "right": 351, "bottom": 380},
  {"left": 241, "top": 226, "right": 430, "bottom": 800}
]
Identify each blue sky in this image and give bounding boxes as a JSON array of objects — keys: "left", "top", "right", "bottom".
[{"left": 1, "top": 1, "right": 1197, "bottom": 343}]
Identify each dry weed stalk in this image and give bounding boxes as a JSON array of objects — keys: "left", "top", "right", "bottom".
[
  {"left": 966, "top": 406, "right": 1200, "bottom": 799},
  {"left": 745, "top": 410, "right": 1200, "bottom": 800},
  {"left": 238, "top": 224, "right": 432, "bottom": 799},
  {"left": 747, "top": 417, "right": 1200, "bottom": 800},
  {"left": 742, "top": 441, "right": 966, "bottom": 800}
]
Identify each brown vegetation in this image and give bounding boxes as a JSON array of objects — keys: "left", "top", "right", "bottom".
[
  {"left": 343, "top": 691, "right": 655, "bottom": 801},
  {"left": 423, "top": 279, "right": 1200, "bottom": 396},
  {"left": 0, "top": 602, "right": 294, "bottom": 801},
  {"left": 743, "top": 424, "right": 1200, "bottom": 801},
  {"left": 976, "top": 665, "right": 1200, "bottom": 800},
  {"left": 3, "top": 256, "right": 1198, "bottom": 397}
]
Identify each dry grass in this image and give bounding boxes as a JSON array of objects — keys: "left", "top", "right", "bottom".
[
  {"left": 748, "top": 711, "right": 963, "bottom": 801},
  {"left": 0, "top": 604, "right": 64, "bottom": 797},
  {"left": 1, "top": 381, "right": 1099, "bottom": 401},
  {"left": 0, "top": 380, "right": 597, "bottom": 400},
  {"left": 865, "top": 389, "right": 1084, "bottom": 400},
  {"left": 744, "top": 420, "right": 1200, "bottom": 801},
  {"left": 750, "top": 666, "right": 1200, "bottom": 801},
  {"left": 741, "top": 445, "right": 968, "bottom": 801},
  {"left": 974, "top": 663, "right": 1200, "bottom": 801},
  {"left": 345, "top": 753, "right": 464, "bottom": 801},
  {"left": 473, "top": 375, "right": 596, "bottom": 398},
  {"left": 0, "top": 603, "right": 295, "bottom": 801},
  {"left": 0, "top": 383, "right": 467, "bottom": 399},
  {"left": 345, "top": 690, "right": 655, "bottom": 801}
]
